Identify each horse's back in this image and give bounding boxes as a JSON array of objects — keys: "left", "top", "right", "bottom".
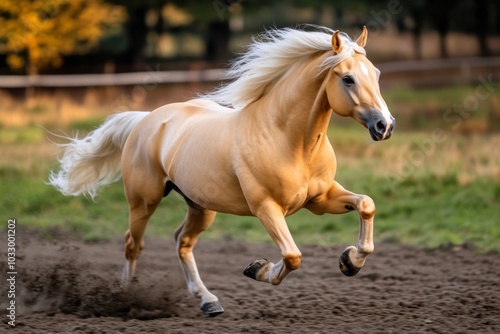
[{"left": 127, "top": 98, "right": 234, "bottom": 144}]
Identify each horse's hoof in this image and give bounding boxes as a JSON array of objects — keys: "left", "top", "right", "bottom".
[
  {"left": 201, "top": 300, "right": 224, "bottom": 317},
  {"left": 243, "top": 258, "right": 268, "bottom": 280},
  {"left": 339, "top": 248, "right": 361, "bottom": 277}
]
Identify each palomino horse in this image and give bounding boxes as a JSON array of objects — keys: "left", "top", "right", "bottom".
[{"left": 49, "top": 26, "right": 394, "bottom": 316}]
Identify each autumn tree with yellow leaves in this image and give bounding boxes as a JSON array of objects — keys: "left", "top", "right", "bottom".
[{"left": 0, "top": 0, "right": 127, "bottom": 75}]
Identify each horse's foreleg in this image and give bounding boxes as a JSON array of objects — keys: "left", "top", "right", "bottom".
[
  {"left": 305, "top": 180, "right": 375, "bottom": 276},
  {"left": 243, "top": 202, "right": 302, "bottom": 285},
  {"left": 175, "top": 207, "right": 223, "bottom": 317}
]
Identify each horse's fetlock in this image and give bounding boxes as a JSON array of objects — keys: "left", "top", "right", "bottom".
[
  {"left": 188, "top": 282, "right": 200, "bottom": 296},
  {"left": 284, "top": 253, "right": 302, "bottom": 271},
  {"left": 270, "top": 277, "right": 283, "bottom": 286},
  {"left": 359, "top": 242, "right": 374, "bottom": 255}
]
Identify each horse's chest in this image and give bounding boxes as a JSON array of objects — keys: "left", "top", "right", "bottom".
[
  {"left": 281, "top": 176, "right": 334, "bottom": 215},
  {"left": 282, "top": 187, "right": 309, "bottom": 216}
]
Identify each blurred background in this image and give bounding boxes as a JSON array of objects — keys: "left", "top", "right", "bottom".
[{"left": 0, "top": 0, "right": 499, "bottom": 251}]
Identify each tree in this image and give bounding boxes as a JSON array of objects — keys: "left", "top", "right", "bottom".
[
  {"left": 107, "top": 0, "right": 163, "bottom": 67},
  {"left": 474, "top": 0, "right": 490, "bottom": 57},
  {"left": 0, "top": 0, "right": 126, "bottom": 75},
  {"left": 427, "top": 2, "right": 454, "bottom": 58},
  {"left": 172, "top": 1, "right": 236, "bottom": 63}
]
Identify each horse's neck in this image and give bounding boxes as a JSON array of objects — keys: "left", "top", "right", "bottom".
[{"left": 244, "top": 56, "right": 332, "bottom": 158}]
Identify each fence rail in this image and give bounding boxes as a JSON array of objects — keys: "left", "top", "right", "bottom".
[
  {"left": 0, "top": 69, "right": 226, "bottom": 88},
  {"left": 0, "top": 57, "right": 498, "bottom": 88}
]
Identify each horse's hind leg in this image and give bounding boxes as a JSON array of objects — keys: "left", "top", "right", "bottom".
[
  {"left": 121, "top": 199, "right": 161, "bottom": 284},
  {"left": 175, "top": 206, "right": 223, "bottom": 317},
  {"left": 121, "top": 167, "right": 164, "bottom": 284}
]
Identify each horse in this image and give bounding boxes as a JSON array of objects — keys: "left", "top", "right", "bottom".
[{"left": 48, "top": 25, "right": 395, "bottom": 317}]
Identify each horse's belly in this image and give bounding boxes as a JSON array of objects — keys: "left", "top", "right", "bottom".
[{"left": 169, "top": 169, "right": 252, "bottom": 215}]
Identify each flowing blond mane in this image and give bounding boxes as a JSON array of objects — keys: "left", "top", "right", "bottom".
[{"left": 203, "top": 26, "right": 366, "bottom": 109}]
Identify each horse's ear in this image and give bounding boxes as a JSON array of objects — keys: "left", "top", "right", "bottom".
[
  {"left": 356, "top": 26, "right": 368, "bottom": 48},
  {"left": 331, "top": 30, "right": 343, "bottom": 54}
]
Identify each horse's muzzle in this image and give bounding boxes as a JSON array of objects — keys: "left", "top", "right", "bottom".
[{"left": 368, "top": 115, "right": 395, "bottom": 141}]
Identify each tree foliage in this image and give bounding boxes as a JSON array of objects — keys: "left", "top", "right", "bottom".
[{"left": 0, "top": 0, "right": 127, "bottom": 74}]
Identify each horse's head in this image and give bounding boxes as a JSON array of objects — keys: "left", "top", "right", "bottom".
[{"left": 324, "top": 27, "right": 395, "bottom": 141}]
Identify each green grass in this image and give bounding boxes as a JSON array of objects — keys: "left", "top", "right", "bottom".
[
  {"left": 68, "top": 117, "right": 107, "bottom": 132},
  {"left": 383, "top": 84, "right": 471, "bottom": 105},
  {"left": 0, "top": 126, "right": 45, "bottom": 143},
  {"left": 382, "top": 84, "right": 493, "bottom": 130}
]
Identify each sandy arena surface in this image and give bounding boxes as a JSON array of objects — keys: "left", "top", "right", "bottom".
[{"left": 1, "top": 229, "right": 499, "bottom": 333}]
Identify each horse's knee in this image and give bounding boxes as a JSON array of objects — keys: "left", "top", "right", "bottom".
[
  {"left": 358, "top": 195, "right": 375, "bottom": 219},
  {"left": 283, "top": 253, "right": 302, "bottom": 271}
]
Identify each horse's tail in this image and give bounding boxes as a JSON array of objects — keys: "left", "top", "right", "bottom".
[{"left": 48, "top": 111, "right": 149, "bottom": 199}]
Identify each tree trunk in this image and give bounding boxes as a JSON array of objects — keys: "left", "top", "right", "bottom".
[
  {"left": 26, "top": 58, "right": 38, "bottom": 106},
  {"left": 475, "top": 0, "right": 490, "bottom": 57},
  {"left": 412, "top": 31, "right": 422, "bottom": 60},
  {"left": 409, "top": 7, "right": 424, "bottom": 60},
  {"left": 119, "top": 7, "right": 148, "bottom": 69},
  {"left": 438, "top": 32, "right": 448, "bottom": 58},
  {"left": 205, "top": 20, "right": 230, "bottom": 63},
  {"left": 428, "top": 2, "right": 451, "bottom": 58}
]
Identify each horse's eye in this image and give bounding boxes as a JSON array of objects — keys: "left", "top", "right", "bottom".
[{"left": 342, "top": 75, "right": 355, "bottom": 86}]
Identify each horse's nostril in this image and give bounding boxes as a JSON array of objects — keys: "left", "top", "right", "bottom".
[{"left": 376, "top": 120, "right": 386, "bottom": 133}]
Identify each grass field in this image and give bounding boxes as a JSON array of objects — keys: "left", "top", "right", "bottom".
[{"left": 1, "top": 84, "right": 499, "bottom": 252}]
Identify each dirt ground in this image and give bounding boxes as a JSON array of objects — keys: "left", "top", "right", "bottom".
[{"left": 1, "top": 229, "right": 499, "bottom": 334}]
